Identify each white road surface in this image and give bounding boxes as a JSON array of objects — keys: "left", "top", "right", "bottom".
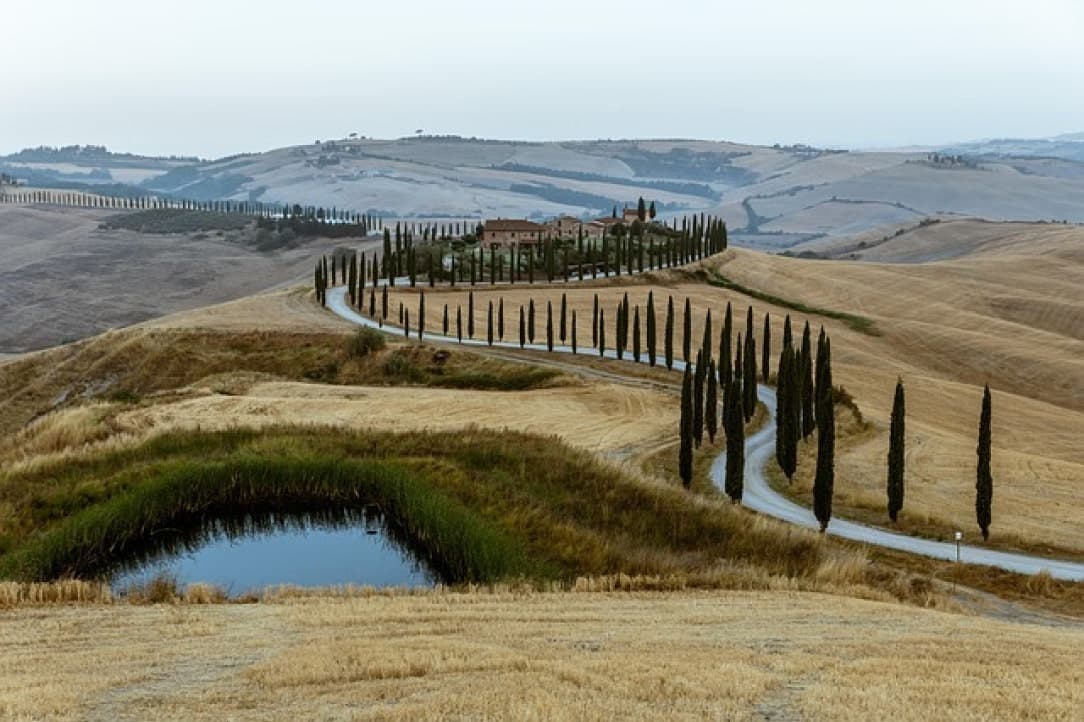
[{"left": 326, "top": 285, "right": 1084, "bottom": 582}]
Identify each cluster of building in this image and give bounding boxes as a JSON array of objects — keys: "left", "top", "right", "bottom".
[{"left": 480, "top": 208, "right": 646, "bottom": 248}]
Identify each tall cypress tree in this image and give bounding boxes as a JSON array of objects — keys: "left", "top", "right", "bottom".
[
  {"left": 571, "top": 310, "right": 577, "bottom": 354},
  {"left": 761, "top": 312, "right": 771, "bottom": 383},
  {"left": 443, "top": 304, "right": 449, "bottom": 336},
  {"left": 701, "top": 308, "right": 713, "bottom": 367},
  {"left": 887, "top": 378, "right": 906, "bottom": 523},
  {"left": 976, "top": 384, "right": 993, "bottom": 541},
  {"left": 598, "top": 308, "right": 606, "bottom": 357},
  {"left": 546, "top": 301, "right": 554, "bottom": 351},
  {"left": 679, "top": 366, "right": 694, "bottom": 489},
  {"left": 498, "top": 298, "right": 505, "bottom": 341},
  {"left": 720, "top": 302, "right": 733, "bottom": 389},
  {"left": 468, "top": 291, "right": 475, "bottom": 339},
  {"left": 800, "top": 321, "right": 815, "bottom": 438},
  {"left": 813, "top": 335, "right": 835, "bottom": 532},
  {"left": 528, "top": 298, "right": 536, "bottom": 343},
  {"left": 682, "top": 297, "right": 692, "bottom": 363},
  {"left": 705, "top": 360, "right": 718, "bottom": 443},
  {"left": 418, "top": 292, "right": 425, "bottom": 340},
  {"left": 456, "top": 305, "right": 462, "bottom": 343},
  {"left": 724, "top": 376, "right": 745, "bottom": 502},
  {"left": 615, "top": 302, "right": 625, "bottom": 360},
  {"left": 743, "top": 330, "right": 757, "bottom": 422},
  {"left": 519, "top": 306, "right": 526, "bottom": 348},
  {"left": 485, "top": 300, "right": 493, "bottom": 346},
  {"left": 665, "top": 295, "right": 675, "bottom": 369},
  {"left": 633, "top": 306, "right": 641, "bottom": 363},
  {"left": 646, "top": 291, "right": 657, "bottom": 367},
  {"left": 592, "top": 293, "right": 599, "bottom": 347},
  {"left": 693, "top": 350, "right": 705, "bottom": 448},
  {"left": 559, "top": 293, "right": 567, "bottom": 343}
]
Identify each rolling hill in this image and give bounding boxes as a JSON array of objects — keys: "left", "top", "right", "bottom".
[{"left": 5, "top": 136, "right": 1084, "bottom": 250}]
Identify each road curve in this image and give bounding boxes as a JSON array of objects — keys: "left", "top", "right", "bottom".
[{"left": 326, "top": 286, "right": 1084, "bottom": 582}]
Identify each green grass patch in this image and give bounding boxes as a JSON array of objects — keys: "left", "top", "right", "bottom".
[
  {"left": 0, "top": 427, "right": 845, "bottom": 589},
  {"left": 701, "top": 270, "right": 880, "bottom": 336}
]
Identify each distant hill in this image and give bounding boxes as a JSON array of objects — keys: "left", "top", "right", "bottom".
[{"left": 4, "top": 135, "right": 1084, "bottom": 249}]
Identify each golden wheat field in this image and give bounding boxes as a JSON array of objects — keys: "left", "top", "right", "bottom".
[{"left": 1, "top": 588, "right": 1082, "bottom": 722}]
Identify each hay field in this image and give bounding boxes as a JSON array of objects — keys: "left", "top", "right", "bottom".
[
  {"left": 367, "top": 227, "right": 1083, "bottom": 553},
  {"left": 1, "top": 589, "right": 1081, "bottom": 721},
  {"left": 113, "top": 380, "right": 677, "bottom": 462}
]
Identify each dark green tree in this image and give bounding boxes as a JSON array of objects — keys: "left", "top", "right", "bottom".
[
  {"left": 633, "top": 305, "right": 641, "bottom": 363},
  {"left": 418, "top": 292, "right": 425, "bottom": 340},
  {"left": 720, "top": 302, "right": 733, "bottom": 389},
  {"left": 887, "top": 378, "right": 906, "bottom": 523},
  {"left": 456, "top": 305, "right": 462, "bottom": 343},
  {"left": 646, "top": 291, "right": 657, "bottom": 366},
  {"left": 528, "top": 298, "right": 536, "bottom": 343},
  {"left": 571, "top": 310, "right": 578, "bottom": 354},
  {"left": 800, "top": 321, "right": 815, "bottom": 438},
  {"left": 724, "top": 376, "right": 745, "bottom": 502},
  {"left": 682, "top": 297, "right": 692, "bottom": 363},
  {"left": 761, "top": 312, "right": 771, "bottom": 383},
  {"left": 701, "top": 308, "right": 713, "bottom": 367},
  {"left": 559, "top": 293, "right": 567, "bottom": 343},
  {"left": 665, "top": 295, "right": 675, "bottom": 369},
  {"left": 679, "top": 366, "right": 694, "bottom": 489},
  {"left": 693, "top": 350, "right": 705, "bottom": 448},
  {"left": 443, "top": 304, "right": 449, "bottom": 336},
  {"left": 498, "top": 298, "right": 505, "bottom": 341},
  {"left": 546, "top": 301, "right": 554, "bottom": 351},
  {"left": 468, "top": 291, "right": 475, "bottom": 339},
  {"left": 519, "top": 305, "right": 526, "bottom": 348},
  {"left": 705, "top": 360, "right": 718, "bottom": 443},
  {"left": 976, "top": 384, "right": 993, "bottom": 540},
  {"left": 592, "top": 293, "right": 599, "bottom": 347},
  {"left": 487, "top": 300, "right": 494, "bottom": 346},
  {"left": 743, "top": 330, "right": 757, "bottom": 422},
  {"left": 813, "top": 334, "right": 835, "bottom": 532},
  {"left": 598, "top": 308, "right": 606, "bottom": 357}
]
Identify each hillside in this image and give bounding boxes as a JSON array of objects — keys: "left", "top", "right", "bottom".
[
  {"left": 0, "top": 205, "right": 372, "bottom": 353},
  {"left": 5, "top": 137, "right": 1084, "bottom": 249}
]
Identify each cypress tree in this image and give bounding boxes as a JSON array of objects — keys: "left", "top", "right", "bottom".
[
  {"left": 592, "top": 293, "right": 599, "bottom": 347},
  {"left": 679, "top": 366, "right": 694, "bottom": 489},
  {"left": 404, "top": 308, "right": 410, "bottom": 337},
  {"left": 705, "top": 360, "right": 718, "bottom": 443},
  {"left": 381, "top": 286, "right": 388, "bottom": 321},
  {"left": 664, "top": 295, "right": 675, "bottom": 369},
  {"left": 456, "top": 306, "right": 462, "bottom": 343},
  {"left": 598, "top": 309, "right": 606, "bottom": 357},
  {"left": 887, "top": 378, "right": 906, "bottom": 523},
  {"left": 443, "top": 304, "right": 449, "bottom": 336},
  {"left": 743, "top": 330, "right": 757, "bottom": 422},
  {"left": 615, "top": 302, "right": 624, "bottom": 360},
  {"left": 519, "top": 306, "right": 526, "bottom": 348},
  {"left": 418, "top": 292, "right": 425, "bottom": 340},
  {"left": 559, "top": 293, "right": 567, "bottom": 342},
  {"left": 498, "top": 298, "right": 505, "bottom": 341},
  {"left": 369, "top": 285, "right": 376, "bottom": 318},
  {"left": 528, "top": 299, "right": 536, "bottom": 343},
  {"left": 546, "top": 301, "right": 554, "bottom": 351},
  {"left": 976, "top": 384, "right": 993, "bottom": 540},
  {"left": 693, "top": 350, "right": 705, "bottom": 448},
  {"left": 468, "top": 291, "right": 475, "bottom": 339},
  {"left": 682, "top": 297, "right": 692, "bottom": 363},
  {"left": 813, "top": 336, "right": 835, "bottom": 532},
  {"left": 633, "top": 305, "right": 641, "bottom": 363},
  {"left": 701, "top": 308, "right": 713, "bottom": 367},
  {"left": 720, "top": 302, "right": 733, "bottom": 389},
  {"left": 782, "top": 314, "right": 793, "bottom": 350},
  {"left": 646, "top": 291, "right": 657, "bottom": 366},
  {"left": 571, "top": 310, "right": 577, "bottom": 354},
  {"left": 776, "top": 345, "right": 799, "bottom": 482},
  {"left": 487, "top": 300, "right": 494, "bottom": 346},
  {"left": 762, "top": 312, "right": 771, "bottom": 383},
  {"left": 800, "top": 322, "right": 815, "bottom": 438},
  {"left": 724, "top": 376, "right": 745, "bottom": 502}
]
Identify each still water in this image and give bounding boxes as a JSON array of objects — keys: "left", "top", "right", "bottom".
[{"left": 111, "top": 509, "right": 435, "bottom": 594}]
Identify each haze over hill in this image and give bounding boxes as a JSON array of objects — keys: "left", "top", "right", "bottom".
[{"left": 4, "top": 134, "right": 1084, "bottom": 251}]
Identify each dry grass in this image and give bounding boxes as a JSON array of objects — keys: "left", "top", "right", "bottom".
[
  {"left": 0, "top": 589, "right": 1080, "bottom": 721},
  {"left": 0, "top": 579, "right": 113, "bottom": 607}
]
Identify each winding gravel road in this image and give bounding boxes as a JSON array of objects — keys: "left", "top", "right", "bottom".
[{"left": 326, "top": 286, "right": 1084, "bottom": 582}]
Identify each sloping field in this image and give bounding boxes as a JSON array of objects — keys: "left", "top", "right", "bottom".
[
  {"left": 1, "top": 589, "right": 1081, "bottom": 721},
  {"left": 366, "top": 227, "right": 1083, "bottom": 553},
  {"left": 0, "top": 205, "right": 362, "bottom": 352}
]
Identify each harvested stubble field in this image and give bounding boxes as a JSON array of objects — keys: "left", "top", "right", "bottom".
[
  {"left": 374, "top": 228, "right": 1084, "bottom": 556},
  {"left": 2, "top": 588, "right": 1083, "bottom": 721}
]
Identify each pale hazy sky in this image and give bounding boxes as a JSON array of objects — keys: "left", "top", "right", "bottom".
[{"left": 4, "top": 0, "right": 1082, "bottom": 158}]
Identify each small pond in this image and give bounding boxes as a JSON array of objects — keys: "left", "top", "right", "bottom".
[{"left": 110, "top": 508, "right": 436, "bottom": 595}]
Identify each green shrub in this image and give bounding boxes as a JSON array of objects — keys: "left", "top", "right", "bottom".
[{"left": 347, "top": 328, "right": 386, "bottom": 359}]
